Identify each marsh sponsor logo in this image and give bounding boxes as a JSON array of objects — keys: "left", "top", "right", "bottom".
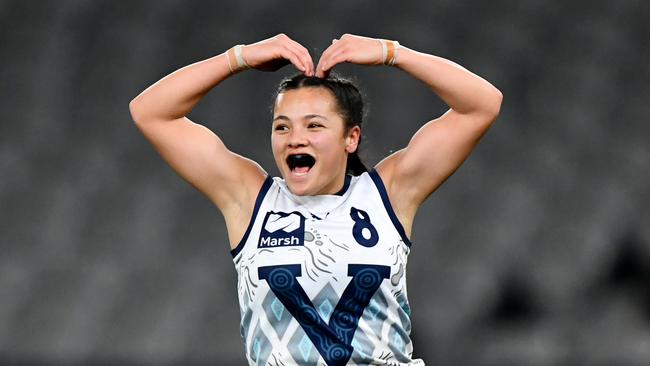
[{"left": 258, "top": 211, "right": 305, "bottom": 248}]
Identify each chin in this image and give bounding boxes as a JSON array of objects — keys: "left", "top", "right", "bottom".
[{"left": 285, "top": 180, "right": 313, "bottom": 196}]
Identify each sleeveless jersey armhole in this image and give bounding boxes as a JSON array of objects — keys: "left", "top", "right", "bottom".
[
  {"left": 230, "top": 176, "right": 274, "bottom": 257},
  {"left": 368, "top": 169, "right": 412, "bottom": 247}
]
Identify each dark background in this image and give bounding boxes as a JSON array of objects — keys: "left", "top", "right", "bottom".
[{"left": 1, "top": 0, "right": 649, "bottom": 365}]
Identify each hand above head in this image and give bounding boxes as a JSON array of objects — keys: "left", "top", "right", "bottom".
[
  {"left": 238, "top": 34, "right": 314, "bottom": 76},
  {"left": 315, "top": 34, "right": 398, "bottom": 78}
]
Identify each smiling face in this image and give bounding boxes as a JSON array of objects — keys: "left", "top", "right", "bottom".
[{"left": 272, "top": 87, "right": 360, "bottom": 196}]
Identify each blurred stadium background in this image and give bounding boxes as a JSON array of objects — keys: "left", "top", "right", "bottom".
[{"left": 0, "top": 0, "right": 648, "bottom": 365}]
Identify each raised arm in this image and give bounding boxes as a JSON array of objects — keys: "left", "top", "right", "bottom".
[
  {"left": 129, "top": 34, "right": 314, "bottom": 245},
  {"left": 316, "top": 34, "right": 502, "bottom": 236}
]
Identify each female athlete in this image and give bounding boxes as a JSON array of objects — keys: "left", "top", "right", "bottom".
[{"left": 129, "top": 33, "right": 502, "bottom": 365}]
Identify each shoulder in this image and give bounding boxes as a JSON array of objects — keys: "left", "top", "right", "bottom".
[
  {"left": 372, "top": 157, "right": 418, "bottom": 238},
  {"left": 219, "top": 163, "right": 272, "bottom": 249},
  {"left": 209, "top": 156, "right": 268, "bottom": 211}
]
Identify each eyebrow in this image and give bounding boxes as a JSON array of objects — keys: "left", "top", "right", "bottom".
[{"left": 272, "top": 114, "right": 329, "bottom": 122}]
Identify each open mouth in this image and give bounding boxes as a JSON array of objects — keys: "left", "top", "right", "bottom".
[{"left": 286, "top": 154, "right": 316, "bottom": 175}]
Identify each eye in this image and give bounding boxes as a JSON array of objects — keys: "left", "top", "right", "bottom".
[
  {"left": 274, "top": 124, "right": 289, "bottom": 132},
  {"left": 308, "top": 122, "right": 323, "bottom": 128}
]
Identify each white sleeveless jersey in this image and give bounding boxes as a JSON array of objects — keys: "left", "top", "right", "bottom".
[{"left": 231, "top": 170, "right": 424, "bottom": 365}]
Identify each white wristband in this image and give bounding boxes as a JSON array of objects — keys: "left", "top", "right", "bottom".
[{"left": 226, "top": 44, "right": 251, "bottom": 74}]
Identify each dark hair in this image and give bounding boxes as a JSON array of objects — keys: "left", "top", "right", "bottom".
[{"left": 272, "top": 73, "right": 368, "bottom": 176}]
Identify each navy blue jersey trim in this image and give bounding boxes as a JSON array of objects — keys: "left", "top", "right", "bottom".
[
  {"left": 230, "top": 176, "right": 274, "bottom": 257},
  {"left": 368, "top": 169, "right": 412, "bottom": 247},
  {"left": 334, "top": 175, "right": 352, "bottom": 196}
]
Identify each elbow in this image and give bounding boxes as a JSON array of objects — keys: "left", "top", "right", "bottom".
[
  {"left": 129, "top": 93, "right": 178, "bottom": 126},
  {"left": 128, "top": 96, "right": 146, "bottom": 125},
  {"left": 485, "top": 87, "right": 503, "bottom": 121}
]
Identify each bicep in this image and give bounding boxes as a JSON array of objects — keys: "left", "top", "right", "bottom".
[
  {"left": 134, "top": 117, "right": 266, "bottom": 209},
  {"left": 382, "top": 108, "right": 497, "bottom": 204}
]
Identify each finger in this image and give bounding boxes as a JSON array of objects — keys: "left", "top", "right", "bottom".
[
  {"left": 272, "top": 35, "right": 311, "bottom": 75},
  {"left": 268, "top": 34, "right": 306, "bottom": 72},
  {"left": 320, "top": 38, "right": 343, "bottom": 70},
  {"left": 287, "top": 39, "right": 314, "bottom": 76},
  {"left": 276, "top": 34, "right": 313, "bottom": 76},
  {"left": 284, "top": 40, "right": 314, "bottom": 76},
  {"left": 316, "top": 40, "right": 344, "bottom": 77},
  {"left": 315, "top": 39, "right": 337, "bottom": 70},
  {"left": 279, "top": 45, "right": 308, "bottom": 73},
  {"left": 317, "top": 43, "right": 347, "bottom": 78}
]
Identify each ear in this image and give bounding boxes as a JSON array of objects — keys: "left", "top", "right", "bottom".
[{"left": 345, "top": 126, "right": 361, "bottom": 153}]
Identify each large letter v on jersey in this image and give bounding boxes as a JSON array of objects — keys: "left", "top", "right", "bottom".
[{"left": 258, "top": 264, "right": 390, "bottom": 366}]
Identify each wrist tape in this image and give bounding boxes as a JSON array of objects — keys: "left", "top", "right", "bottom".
[
  {"left": 226, "top": 44, "right": 251, "bottom": 73},
  {"left": 380, "top": 39, "right": 399, "bottom": 66}
]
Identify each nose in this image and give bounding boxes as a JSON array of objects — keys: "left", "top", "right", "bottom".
[{"left": 287, "top": 129, "right": 308, "bottom": 148}]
